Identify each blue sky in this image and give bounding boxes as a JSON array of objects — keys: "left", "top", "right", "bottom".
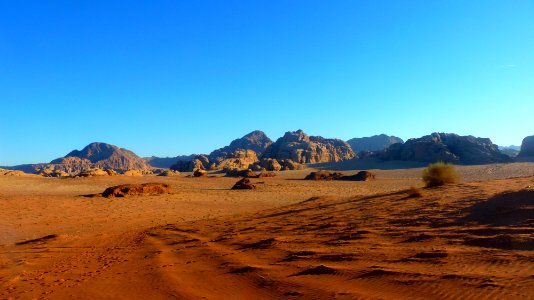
[{"left": 1, "top": 1, "right": 533, "bottom": 165}]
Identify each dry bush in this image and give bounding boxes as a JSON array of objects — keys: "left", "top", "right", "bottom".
[
  {"left": 407, "top": 186, "right": 423, "bottom": 198},
  {"left": 422, "top": 162, "right": 458, "bottom": 188}
]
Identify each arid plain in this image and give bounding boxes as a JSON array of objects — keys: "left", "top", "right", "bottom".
[{"left": 1, "top": 163, "right": 534, "bottom": 299}]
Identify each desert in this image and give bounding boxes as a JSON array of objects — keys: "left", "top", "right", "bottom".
[
  {"left": 3, "top": 2, "right": 533, "bottom": 298},
  {"left": 1, "top": 160, "right": 534, "bottom": 299}
]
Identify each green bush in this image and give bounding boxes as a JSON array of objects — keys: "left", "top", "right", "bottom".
[{"left": 422, "top": 162, "right": 458, "bottom": 188}]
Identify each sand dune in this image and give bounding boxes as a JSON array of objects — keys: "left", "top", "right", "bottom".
[{"left": 1, "top": 164, "right": 533, "bottom": 299}]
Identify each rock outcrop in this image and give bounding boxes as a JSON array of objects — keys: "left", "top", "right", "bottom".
[
  {"left": 215, "top": 150, "right": 259, "bottom": 171},
  {"left": 157, "top": 170, "right": 181, "bottom": 177},
  {"left": 224, "top": 169, "right": 258, "bottom": 178},
  {"left": 304, "top": 171, "right": 345, "bottom": 181},
  {"left": 304, "top": 170, "right": 376, "bottom": 181},
  {"left": 209, "top": 130, "right": 272, "bottom": 163},
  {"left": 0, "top": 168, "right": 30, "bottom": 176},
  {"left": 380, "top": 133, "right": 511, "bottom": 164},
  {"left": 347, "top": 134, "right": 404, "bottom": 152},
  {"left": 102, "top": 183, "right": 172, "bottom": 198},
  {"left": 519, "top": 136, "right": 534, "bottom": 157},
  {"left": 261, "top": 130, "right": 356, "bottom": 164},
  {"left": 170, "top": 155, "right": 210, "bottom": 172}
]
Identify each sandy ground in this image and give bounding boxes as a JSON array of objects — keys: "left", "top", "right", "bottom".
[{"left": 1, "top": 163, "right": 533, "bottom": 299}]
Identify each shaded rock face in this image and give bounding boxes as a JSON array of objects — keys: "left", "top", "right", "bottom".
[
  {"left": 341, "top": 171, "right": 376, "bottom": 181},
  {"left": 499, "top": 146, "right": 520, "bottom": 158},
  {"left": 347, "top": 134, "right": 404, "bottom": 152},
  {"left": 47, "top": 142, "right": 151, "bottom": 174},
  {"left": 209, "top": 130, "right": 272, "bottom": 163},
  {"left": 262, "top": 130, "right": 356, "bottom": 164},
  {"left": 519, "top": 136, "right": 534, "bottom": 157},
  {"left": 144, "top": 155, "right": 196, "bottom": 168},
  {"left": 381, "top": 133, "right": 511, "bottom": 164}
]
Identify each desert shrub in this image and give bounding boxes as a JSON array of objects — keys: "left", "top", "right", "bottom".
[
  {"left": 407, "top": 186, "right": 423, "bottom": 198},
  {"left": 422, "top": 162, "right": 458, "bottom": 188}
]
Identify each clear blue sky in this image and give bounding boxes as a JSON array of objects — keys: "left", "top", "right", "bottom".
[{"left": 1, "top": 1, "right": 533, "bottom": 165}]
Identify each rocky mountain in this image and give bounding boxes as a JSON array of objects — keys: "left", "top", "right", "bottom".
[
  {"left": 347, "top": 134, "right": 404, "bottom": 152},
  {"left": 519, "top": 136, "right": 534, "bottom": 157},
  {"left": 498, "top": 145, "right": 521, "bottom": 158},
  {"left": 144, "top": 155, "right": 197, "bottom": 168},
  {"left": 381, "top": 133, "right": 511, "bottom": 164},
  {"left": 261, "top": 130, "right": 356, "bottom": 163},
  {"left": 209, "top": 130, "right": 272, "bottom": 163},
  {"left": 48, "top": 142, "right": 151, "bottom": 172}
]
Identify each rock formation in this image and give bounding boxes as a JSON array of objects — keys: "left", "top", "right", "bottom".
[
  {"left": 214, "top": 150, "right": 259, "bottom": 170},
  {"left": 231, "top": 178, "right": 256, "bottom": 190},
  {"left": 54, "top": 142, "right": 151, "bottom": 172},
  {"left": 380, "top": 133, "right": 511, "bottom": 164},
  {"left": 144, "top": 155, "right": 196, "bottom": 168},
  {"left": 170, "top": 155, "right": 210, "bottom": 172},
  {"left": 304, "top": 171, "right": 345, "bottom": 180},
  {"left": 224, "top": 169, "right": 258, "bottom": 178},
  {"left": 209, "top": 130, "right": 272, "bottom": 163},
  {"left": 157, "top": 170, "right": 181, "bottom": 177},
  {"left": 347, "top": 134, "right": 404, "bottom": 152},
  {"left": 261, "top": 130, "right": 355, "bottom": 164},
  {"left": 519, "top": 136, "right": 534, "bottom": 157},
  {"left": 304, "top": 170, "right": 376, "bottom": 181},
  {"left": 101, "top": 183, "right": 172, "bottom": 198}
]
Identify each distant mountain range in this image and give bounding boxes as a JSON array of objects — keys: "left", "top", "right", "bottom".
[{"left": 4, "top": 131, "right": 533, "bottom": 174}]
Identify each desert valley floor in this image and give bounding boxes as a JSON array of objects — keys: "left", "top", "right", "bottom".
[{"left": 1, "top": 163, "right": 534, "bottom": 299}]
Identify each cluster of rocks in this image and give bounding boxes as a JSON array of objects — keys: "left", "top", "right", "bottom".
[
  {"left": 261, "top": 130, "right": 355, "bottom": 163},
  {"left": 101, "top": 183, "right": 172, "bottom": 198},
  {"left": 304, "top": 170, "right": 376, "bottom": 181},
  {"left": 380, "top": 133, "right": 511, "bottom": 164},
  {"left": 0, "top": 168, "right": 30, "bottom": 176}
]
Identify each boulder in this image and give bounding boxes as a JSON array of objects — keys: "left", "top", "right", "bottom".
[
  {"left": 102, "top": 183, "right": 172, "bottom": 198},
  {"left": 231, "top": 178, "right": 256, "bottom": 190},
  {"left": 262, "top": 130, "right": 355, "bottom": 163},
  {"left": 381, "top": 133, "right": 511, "bottom": 164},
  {"left": 519, "top": 136, "right": 534, "bottom": 157},
  {"left": 193, "top": 169, "right": 207, "bottom": 177}
]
